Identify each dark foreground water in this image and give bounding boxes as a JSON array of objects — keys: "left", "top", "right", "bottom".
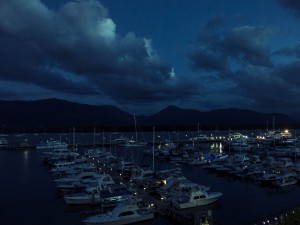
[
  {"left": 1, "top": 132, "right": 300, "bottom": 225},
  {"left": 0, "top": 147, "right": 172, "bottom": 225}
]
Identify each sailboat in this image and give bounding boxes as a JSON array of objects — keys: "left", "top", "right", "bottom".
[{"left": 120, "top": 114, "right": 147, "bottom": 147}]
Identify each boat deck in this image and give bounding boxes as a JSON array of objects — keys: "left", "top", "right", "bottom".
[{"left": 91, "top": 159, "right": 214, "bottom": 225}]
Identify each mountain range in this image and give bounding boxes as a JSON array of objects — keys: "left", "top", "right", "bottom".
[{"left": 0, "top": 98, "right": 298, "bottom": 132}]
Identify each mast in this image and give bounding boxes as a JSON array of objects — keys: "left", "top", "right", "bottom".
[
  {"left": 152, "top": 126, "right": 155, "bottom": 172},
  {"left": 102, "top": 130, "right": 105, "bottom": 148},
  {"left": 93, "top": 127, "right": 96, "bottom": 149},
  {"left": 134, "top": 113, "right": 137, "bottom": 141},
  {"left": 72, "top": 127, "right": 76, "bottom": 150},
  {"left": 228, "top": 127, "right": 231, "bottom": 155}
]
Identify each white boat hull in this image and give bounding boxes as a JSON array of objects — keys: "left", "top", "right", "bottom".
[
  {"left": 172, "top": 192, "right": 222, "bottom": 209},
  {"left": 83, "top": 212, "right": 154, "bottom": 225},
  {"left": 64, "top": 195, "right": 101, "bottom": 205}
]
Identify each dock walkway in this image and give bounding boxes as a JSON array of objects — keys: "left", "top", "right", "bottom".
[{"left": 90, "top": 158, "right": 213, "bottom": 225}]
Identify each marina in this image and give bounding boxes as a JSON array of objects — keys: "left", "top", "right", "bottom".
[
  {"left": 2, "top": 130, "right": 300, "bottom": 225},
  {"left": 2, "top": 2, "right": 300, "bottom": 225}
]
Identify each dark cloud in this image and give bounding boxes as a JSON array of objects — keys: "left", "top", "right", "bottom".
[
  {"left": 0, "top": 83, "right": 19, "bottom": 99},
  {"left": 279, "top": 0, "right": 300, "bottom": 15},
  {"left": 222, "top": 60, "right": 300, "bottom": 113},
  {"left": 222, "top": 27, "right": 273, "bottom": 67},
  {"left": 1, "top": 0, "right": 300, "bottom": 115},
  {"left": 99, "top": 76, "right": 198, "bottom": 104},
  {"left": 234, "top": 67, "right": 286, "bottom": 102},
  {"left": 189, "top": 48, "right": 230, "bottom": 74},
  {"left": 273, "top": 45, "right": 300, "bottom": 58},
  {"left": 189, "top": 19, "right": 300, "bottom": 114},
  {"left": 275, "top": 61, "right": 300, "bottom": 86},
  {"left": 0, "top": 0, "right": 194, "bottom": 107},
  {"left": 0, "top": 34, "right": 97, "bottom": 95},
  {"left": 202, "top": 16, "right": 226, "bottom": 32},
  {"left": 189, "top": 18, "right": 230, "bottom": 75},
  {"left": 189, "top": 23, "right": 273, "bottom": 75}
]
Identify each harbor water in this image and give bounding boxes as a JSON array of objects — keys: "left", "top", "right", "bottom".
[{"left": 1, "top": 132, "right": 300, "bottom": 225}]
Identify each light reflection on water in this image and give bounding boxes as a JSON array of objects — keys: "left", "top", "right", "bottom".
[
  {"left": 210, "top": 142, "right": 223, "bottom": 153},
  {"left": 22, "top": 150, "right": 29, "bottom": 178}
]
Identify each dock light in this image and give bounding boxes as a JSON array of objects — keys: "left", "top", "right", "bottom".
[
  {"left": 119, "top": 173, "right": 122, "bottom": 176},
  {"left": 143, "top": 187, "right": 146, "bottom": 191},
  {"left": 285, "top": 129, "right": 289, "bottom": 133}
]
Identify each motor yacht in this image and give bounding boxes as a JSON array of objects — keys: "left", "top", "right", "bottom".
[{"left": 82, "top": 197, "right": 154, "bottom": 225}]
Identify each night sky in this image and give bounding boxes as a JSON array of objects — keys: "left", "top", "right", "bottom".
[{"left": 1, "top": 0, "right": 300, "bottom": 116}]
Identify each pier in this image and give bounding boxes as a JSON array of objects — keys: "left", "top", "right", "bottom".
[
  {"left": 135, "top": 186, "right": 214, "bottom": 225},
  {"left": 85, "top": 153, "right": 216, "bottom": 225}
]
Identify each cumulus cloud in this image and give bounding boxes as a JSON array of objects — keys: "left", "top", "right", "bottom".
[
  {"left": 0, "top": 0, "right": 194, "bottom": 110},
  {"left": 189, "top": 22, "right": 273, "bottom": 76},
  {"left": 189, "top": 18, "right": 300, "bottom": 113},
  {"left": 222, "top": 26, "right": 273, "bottom": 67},
  {"left": 2, "top": 0, "right": 300, "bottom": 115}
]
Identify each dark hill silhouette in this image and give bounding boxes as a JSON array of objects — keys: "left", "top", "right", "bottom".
[
  {"left": 141, "top": 106, "right": 297, "bottom": 127},
  {"left": 0, "top": 99, "right": 297, "bottom": 131},
  {"left": 0, "top": 99, "right": 133, "bottom": 128}
]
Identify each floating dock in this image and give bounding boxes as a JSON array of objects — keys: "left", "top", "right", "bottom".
[{"left": 91, "top": 158, "right": 216, "bottom": 225}]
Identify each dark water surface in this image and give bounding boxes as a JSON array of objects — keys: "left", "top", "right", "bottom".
[
  {"left": 0, "top": 148, "right": 172, "bottom": 225},
  {"left": 0, "top": 149, "right": 82, "bottom": 225},
  {"left": 1, "top": 132, "right": 300, "bottom": 225}
]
